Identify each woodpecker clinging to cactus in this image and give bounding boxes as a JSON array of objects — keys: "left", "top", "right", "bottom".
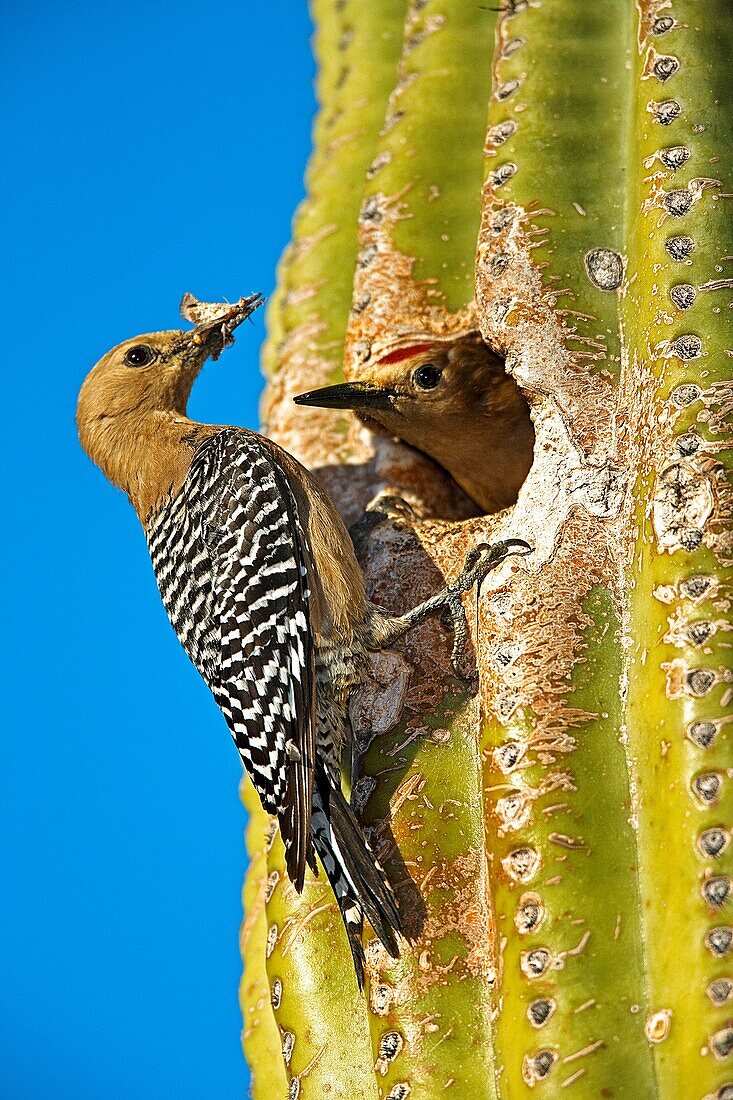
[
  {"left": 77, "top": 295, "right": 531, "bottom": 986},
  {"left": 295, "top": 333, "right": 535, "bottom": 515}
]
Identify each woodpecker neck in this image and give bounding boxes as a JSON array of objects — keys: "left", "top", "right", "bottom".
[
  {"left": 426, "top": 405, "right": 535, "bottom": 515},
  {"left": 361, "top": 392, "right": 534, "bottom": 515},
  {"left": 79, "top": 405, "right": 212, "bottom": 525}
]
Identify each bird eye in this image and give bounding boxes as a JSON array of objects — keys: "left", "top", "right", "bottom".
[
  {"left": 413, "top": 362, "right": 442, "bottom": 390},
  {"left": 124, "top": 344, "right": 154, "bottom": 368}
]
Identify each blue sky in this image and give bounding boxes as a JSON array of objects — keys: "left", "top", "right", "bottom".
[{"left": 1, "top": 3, "right": 315, "bottom": 1095}]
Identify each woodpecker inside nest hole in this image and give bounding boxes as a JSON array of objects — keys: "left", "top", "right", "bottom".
[
  {"left": 294, "top": 333, "right": 535, "bottom": 516},
  {"left": 77, "top": 296, "right": 532, "bottom": 989}
]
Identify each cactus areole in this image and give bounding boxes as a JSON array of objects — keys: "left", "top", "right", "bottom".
[{"left": 242, "top": 1, "right": 732, "bottom": 1097}]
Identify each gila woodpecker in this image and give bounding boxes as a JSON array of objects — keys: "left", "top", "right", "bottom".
[
  {"left": 77, "top": 296, "right": 530, "bottom": 987},
  {"left": 295, "top": 333, "right": 535, "bottom": 515}
]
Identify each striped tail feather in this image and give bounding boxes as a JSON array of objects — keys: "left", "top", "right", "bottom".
[{"left": 311, "top": 765, "right": 402, "bottom": 989}]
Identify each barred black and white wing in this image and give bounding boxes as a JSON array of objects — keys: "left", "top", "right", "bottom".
[
  {"left": 146, "top": 426, "right": 402, "bottom": 981},
  {"left": 186, "top": 428, "right": 316, "bottom": 890}
]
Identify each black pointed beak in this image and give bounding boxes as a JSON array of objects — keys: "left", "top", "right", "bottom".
[
  {"left": 293, "top": 381, "right": 398, "bottom": 412},
  {"left": 181, "top": 292, "right": 265, "bottom": 359},
  {"left": 232, "top": 291, "right": 265, "bottom": 324}
]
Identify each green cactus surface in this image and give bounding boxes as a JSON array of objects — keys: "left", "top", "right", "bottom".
[
  {"left": 240, "top": 779, "right": 289, "bottom": 1097},
  {"left": 476, "top": 1, "right": 733, "bottom": 1095},
  {"left": 345, "top": 0, "right": 498, "bottom": 375},
  {"left": 243, "top": 1, "right": 732, "bottom": 1096}
]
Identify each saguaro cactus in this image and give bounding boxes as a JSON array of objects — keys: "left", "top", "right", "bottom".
[{"left": 242, "top": 2, "right": 732, "bottom": 1097}]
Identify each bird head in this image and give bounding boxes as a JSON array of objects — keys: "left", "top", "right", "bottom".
[
  {"left": 77, "top": 293, "right": 263, "bottom": 433},
  {"left": 77, "top": 294, "right": 263, "bottom": 510},
  {"left": 293, "top": 334, "right": 520, "bottom": 435},
  {"left": 293, "top": 334, "right": 534, "bottom": 514}
]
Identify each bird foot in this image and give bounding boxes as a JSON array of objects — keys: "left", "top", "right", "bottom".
[
  {"left": 454, "top": 538, "right": 532, "bottom": 595},
  {"left": 366, "top": 494, "right": 419, "bottom": 524},
  {"left": 447, "top": 538, "right": 533, "bottom": 673},
  {"left": 439, "top": 592, "right": 471, "bottom": 673}
]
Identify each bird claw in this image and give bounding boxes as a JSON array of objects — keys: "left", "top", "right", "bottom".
[
  {"left": 367, "top": 495, "right": 419, "bottom": 524},
  {"left": 447, "top": 538, "right": 532, "bottom": 676},
  {"left": 455, "top": 538, "right": 532, "bottom": 594}
]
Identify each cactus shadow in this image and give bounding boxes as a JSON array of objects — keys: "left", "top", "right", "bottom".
[{"left": 326, "top": 487, "right": 481, "bottom": 943}]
